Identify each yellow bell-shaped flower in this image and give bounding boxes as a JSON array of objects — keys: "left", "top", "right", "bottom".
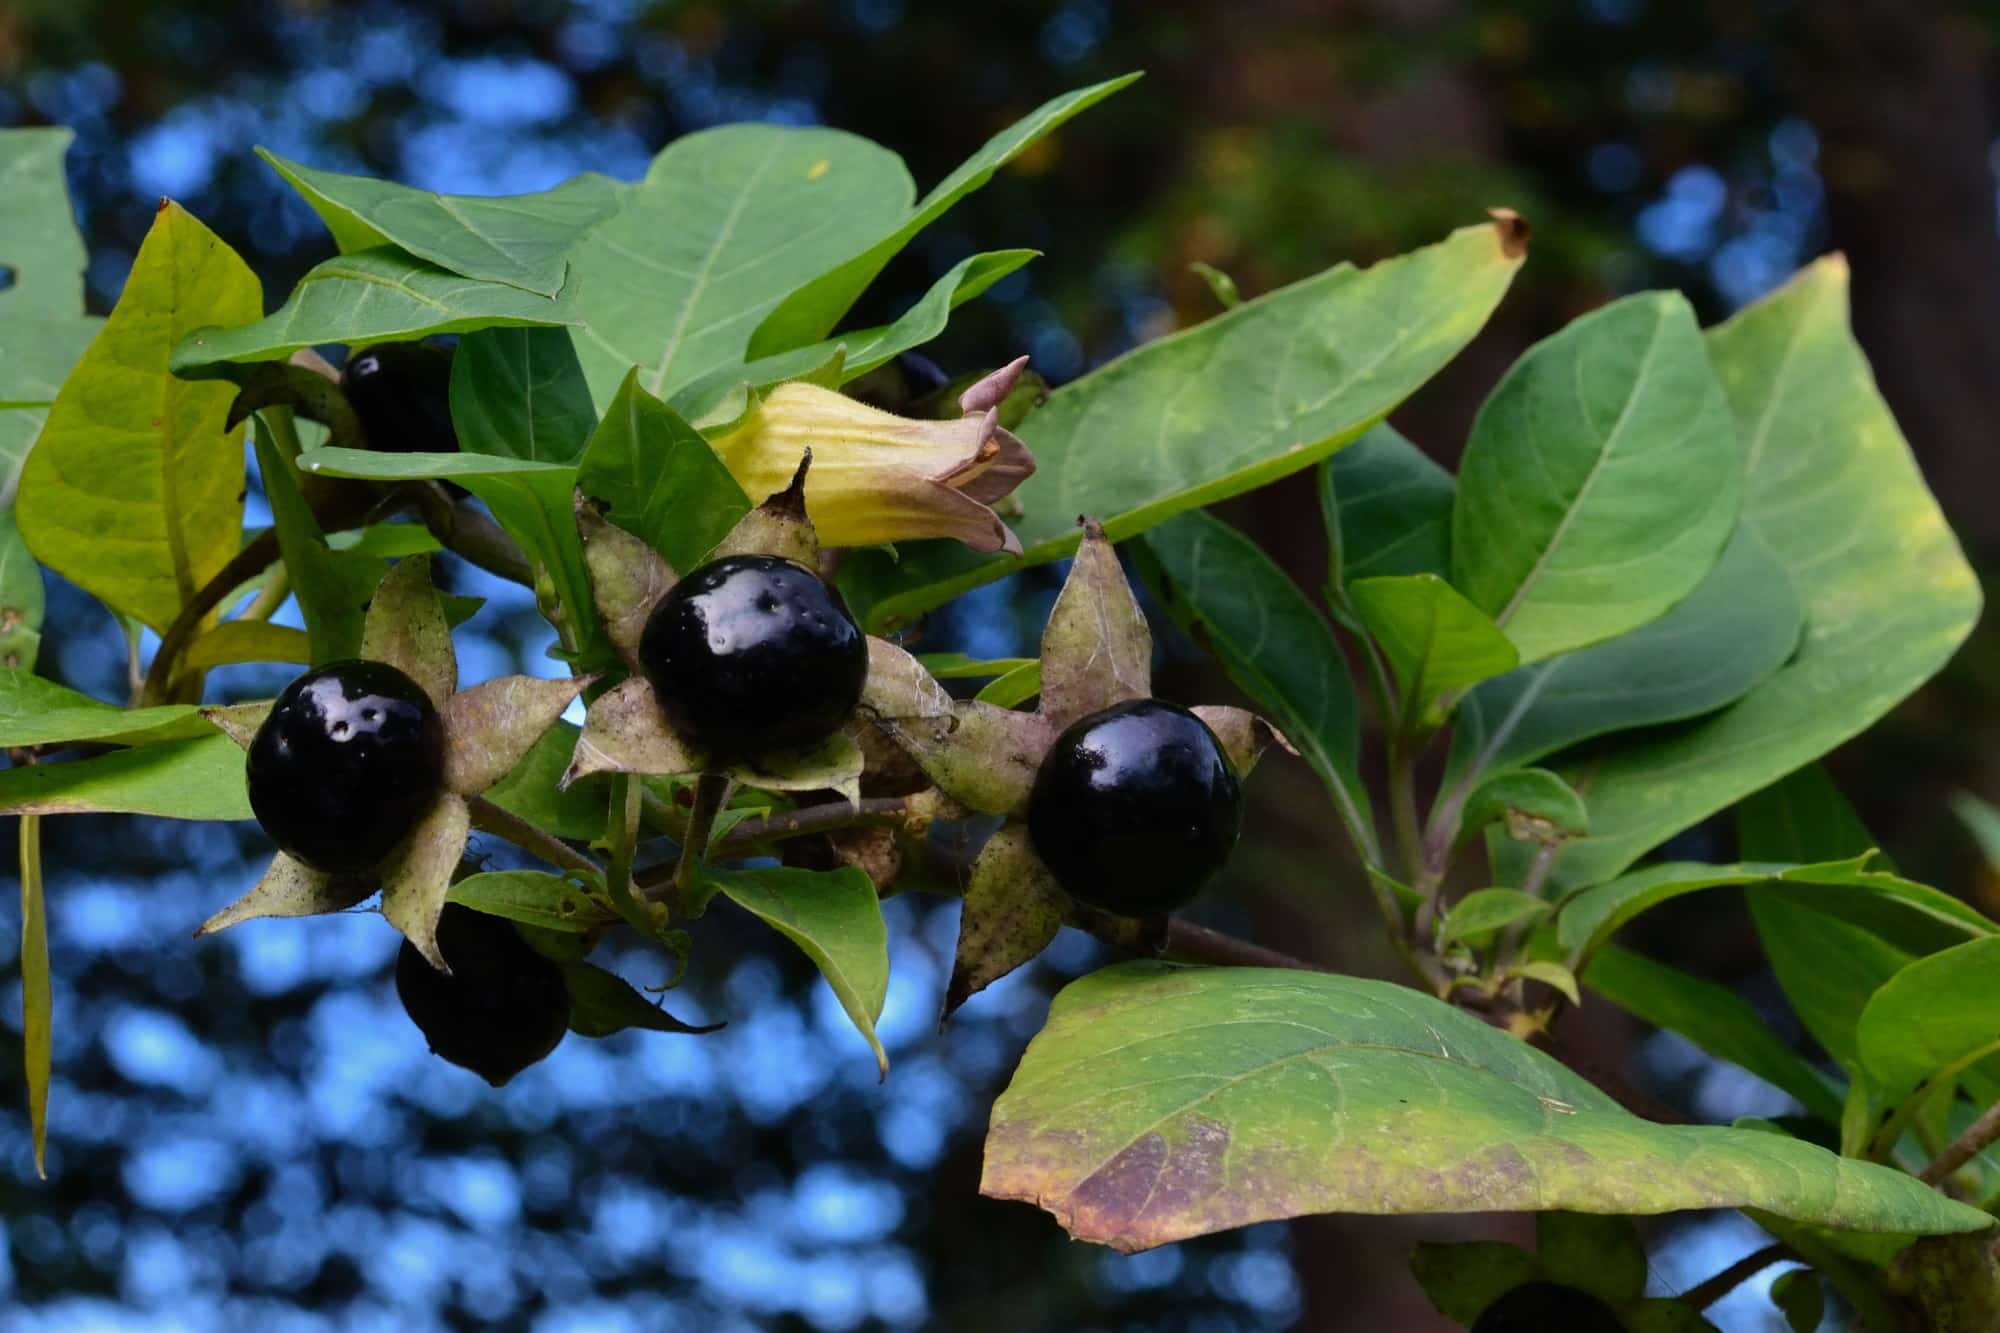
[{"left": 709, "top": 358, "right": 1037, "bottom": 554}]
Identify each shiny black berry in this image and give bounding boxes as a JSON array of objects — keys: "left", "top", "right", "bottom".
[
  {"left": 341, "top": 340, "right": 458, "bottom": 454},
  {"left": 1471, "top": 1282, "right": 1625, "bottom": 1333},
  {"left": 638, "top": 553, "right": 867, "bottom": 760},
  {"left": 246, "top": 659, "right": 445, "bottom": 874},
  {"left": 1027, "top": 699, "right": 1243, "bottom": 917},
  {"left": 395, "top": 905, "right": 570, "bottom": 1087}
]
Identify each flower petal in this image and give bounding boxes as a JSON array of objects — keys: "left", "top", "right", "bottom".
[
  {"left": 360, "top": 555, "right": 456, "bottom": 707},
  {"left": 577, "top": 496, "right": 674, "bottom": 672},
  {"left": 946, "top": 824, "right": 1064, "bottom": 1020},
  {"left": 1190, "top": 705, "right": 1294, "bottom": 777},
  {"left": 562, "top": 677, "right": 704, "bottom": 786},
  {"left": 381, "top": 794, "right": 472, "bottom": 972},
  {"left": 201, "top": 700, "right": 274, "bottom": 750},
  {"left": 1038, "top": 518, "right": 1152, "bottom": 728},
  {"left": 196, "top": 853, "right": 368, "bottom": 935}
]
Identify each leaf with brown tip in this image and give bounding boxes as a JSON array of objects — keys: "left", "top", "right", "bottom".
[
  {"left": 561, "top": 677, "right": 703, "bottom": 786},
  {"left": 201, "top": 700, "right": 274, "bottom": 750},
  {"left": 728, "top": 732, "right": 863, "bottom": 806},
  {"left": 577, "top": 497, "right": 674, "bottom": 672},
  {"left": 442, "top": 674, "right": 589, "bottom": 795},
  {"left": 359, "top": 555, "right": 456, "bottom": 706},
  {"left": 946, "top": 824, "right": 1064, "bottom": 1019},
  {"left": 1191, "top": 705, "right": 1293, "bottom": 778},
  {"left": 380, "top": 794, "right": 472, "bottom": 971},
  {"left": 1039, "top": 519, "right": 1150, "bottom": 729},
  {"left": 197, "top": 853, "right": 367, "bottom": 935},
  {"left": 708, "top": 451, "right": 818, "bottom": 567}
]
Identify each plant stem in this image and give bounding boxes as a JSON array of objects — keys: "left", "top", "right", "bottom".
[
  {"left": 599, "top": 776, "right": 652, "bottom": 933},
  {"left": 632, "top": 795, "right": 918, "bottom": 895},
  {"left": 466, "top": 795, "right": 604, "bottom": 885},
  {"left": 1679, "top": 1241, "right": 1795, "bottom": 1310},
  {"left": 238, "top": 567, "right": 290, "bottom": 622},
  {"left": 671, "top": 773, "right": 728, "bottom": 897},
  {"left": 140, "top": 530, "right": 280, "bottom": 705},
  {"left": 1162, "top": 920, "right": 1324, "bottom": 972},
  {"left": 1919, "top": 1098, "right": 2000, "bottom": 1185}
]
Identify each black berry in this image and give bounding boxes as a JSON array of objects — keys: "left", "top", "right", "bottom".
[
  {"left": 1028, "top": 699, "right": 1243, "bottom": 917},
  {"left": 395, "top": 905, "right": 570, "bottom": 1086},
  {"left": 1471, "top": 1282, "right": 1625, "bottom": 1333},
  {"left": 341, "top": 341, "right": 458, "bottom": 454},
  {"left": 638, "top": 553, "right": 867, "bottom": 760},
  {"left": 246, "top": 659, "right": 445, "bottom": 874}
]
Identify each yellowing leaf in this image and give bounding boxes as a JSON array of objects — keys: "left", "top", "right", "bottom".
[{"left": 17, "top": 201, "right": 261, "bottom": 632}]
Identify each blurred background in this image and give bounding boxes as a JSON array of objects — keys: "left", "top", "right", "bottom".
[{"left": 3, "top": 1, "right": 1999, "bottom": 1329}]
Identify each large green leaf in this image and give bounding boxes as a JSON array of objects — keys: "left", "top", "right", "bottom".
[
  {"left": 842, "top": 218, "right": 1527, "bottom": 631},
  {"left": 1855, "top": 937, "right": 2000, "bottom": 1100},
  {"left": 1349, "top": 573, "right": 1517, "bottom": 720},
  {"left": 981, "top": 963, "right": 1984, "bottom": 1251},
  {"left": 0, "top": 733, "right": 251, "bottom": 820},
  {"left": 668, "top": 248, "right": 1037, "bottom": 423},
  {"left": 567, "top": 125, "right": 914, "bottom": 407},
  {"left": 1139, "top": 509, "right": 1372, "bottom": 858},
  {"left": 448, "top": 869, "right": 613, "bottom": 934},
  {"left": 1319, "top": 422, "right": 1454, "bottom": 593},
  {"left": 1582, "top": 944, "right": 1844, "bottom": 1126},
  {"left": 1452, "top": 291, "right": 1740, "bottom": 665},
  {"left": 1556, "top": 855, "right": 1993, "bottom": 966},
  {"left": 258, "top": 149, "right": 621, "bottom": 296},
  {"left": 707, "top": 865, "right": 890, "bottom": 1077},
  {"left": 449, "top": 326, "right": 597, "bottom": 463},
  {"left": 747, "top": 75, "right": 1139, "bottom": 357},
  {"left": 172, "top": 247, "right": 578, "bottom": 374},
  {"left": 0, "top": 128, "right": 87, "bottom": 317},
  {"left": 1539, "top": 261, "right": 1981, "bottom": 888},
  {"left": 0, "top": 510, "right": 45, "bottom": 669},
  {"left": 574, "top": 371, "right": 749, "bottom": 573},
  {"left": 1453, "top": 525, "right": 1802, "bottom": 779},
  {"left": 17, "top": 202, "right": 262, "bottom": 633},
  {"left": 0, "top": 669, "right": 209, "bottom": 747},
  {"left": 297, "top": 445, "right": 606, "bottom": 669}
]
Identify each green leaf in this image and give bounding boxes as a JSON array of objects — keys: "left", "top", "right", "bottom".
[
  {"left": 181, "top": 620, "right": 311, "bottom": 670},
  {"left": 1452, "top": 291, "right": 1741, "bottom": 665},
  {"left": 17, "top": 201, "right": 262, "bottom": 633},
  {"left": 258, "top": 149, "right": 621, "bottom": 296},
  {"left": 1437, "top": 888, "right": 1550, "bottom": 948},
  {"left": 1459, "top": 768, "right": 1588, "bottom": 844},
  {"left": 0, "top": 128, "right": 87, "bottom": 317},
  {"left": 0, "top": 319, "right": 102, "bottom": 405},
  {"left": 1541, "top": 261, "right": 1982, "bottom": 889},
  {"left": 1139, "top": 509, "right": 1372, "bottom": 859},
  {"left": 975, "top": 660, "right": 1042, "bottom": 709},
  {"left": 0, "top": 669, "right": 208, "bottom": 746},
  {"left": 0, "top": 734, "right": 251, "bottom": 820},
  {"left": 560, "top": 961, "right": 718, "bottom": 1037},
  {"left": 568, "top": 124, "right": 914, "bottom": 407},
  {"left": 1556, "top": 855, "right": 1992, "bottom": 966},
  {"left": 1319, "top": 422, "right": 1453, "bottom": 593},
  {"left": 1349, "top": 573, "right": 1518, "bottom": 719},
  {"left": 482, "top": 722, "right": 609, "bottom": 841},
  {"left": 841, "top": 218, "right": 1527, "bottom": 631},
  {"left": 708, "top": 864, "right": 890, "bottom": 1076},
  {"left": 917, "top": 654, "right": 1037, "bottom": 680},
  {"left": 1453, "top": 525, "right": 1802, "bottom": 778},
  {"left": 1409, "top": 1243, "right": 1541, "bottom": 1323},
  {"left": 172, "top": 247, "right": 578, "bottom": 374},
  {"left": 1189, "top": 262, "right": 1242, "bottom": 311},
  {"left": 1756, "top": 887, "right": 1916, "bottom": 1070},
  {"left": 1537, "top": 1212, "right": 1647, "bottom": 1305},
  {"left": 297, "top": 446, "right": 607, "bottom": 669},
  {"left": 981, "top": 963, "right": 1986, "bottom": 1251},
  {"left": 668, "top": 249, "right": 1038, "bottom": 423},
  {"left": 253, "top": 432, "right": 377, "bottom": 664},
  {"left": 574, "top": 370, "right": 750, "bottom": 572},
  {"left": 1952, "top": 792, "right": 2000, "bottom": 876},
  {"left": 748, "top": 75, "right": 1139, "bottom": 357},
  {"left": 447, "top": 870, "right": 613, "bottom": 934},
  {"left": 0, "top": 511, "right": 45, "bottom": 669},
  {"left": 1855, "top": 937, "right": 2000, "bottom": 1099},
  {"left": 17, "top": 811, "right": 47, "bottom": 1177},
  {"left": 1581, "top": 944, "right": 1843, "bottom": 1126},
  {"left": 450, "top": 326, "right": 598, "bottom": 463},
  {"left": 1770, "top": 1268, "right": 1825, "bottom": 1333},
  {"left": 1508, "top": 960, "right": 1582, "bottom": 1007}
]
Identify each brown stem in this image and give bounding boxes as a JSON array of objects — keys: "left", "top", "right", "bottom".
[
  {"left": 140, "top": 529, "right": 280, "bottom": 705},
  {"left": 466, "top": 795, "right": 604, "bottom": 883},
  {"left": 671, "top": 773, "right": 729, "bottom": 897},
  {"left": 1920, "top": 1099, "right": 2000, "bottom": 1185},
  {"left": 634, "top": 796, "right": 918, "bottom": 896},
  {"left": 413, "top": 488, "right": 535, "bottom": 586},
  {"left": 1678, "top": 1241, "right": 1796, "bottom": 1310},
  {"left": 1161, "top": 920, "right": 1326, "bottom": 972}
]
